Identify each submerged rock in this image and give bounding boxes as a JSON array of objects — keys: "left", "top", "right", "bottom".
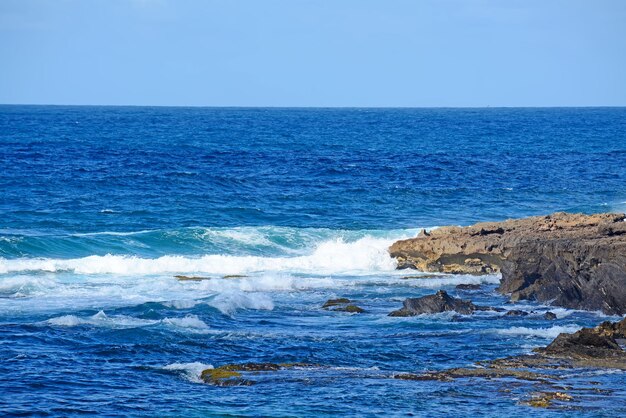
[
  {"left": 389, "top": 212, "right": 626, "bottom": 314},
  {"left": 455, "top": 283, "right": 482, "bottom": 290},
  {"left": 200, "top": 368, "right": 252, "bottom": 386},
  {"left": 322, "top": 298, "right": 351, "bottom": 308},
  {"left": 522, "top": 392, "right": 574, "bottom": 408},
  {"left": 394, "top": 367, "right": 550, "bottom": 382},
  {"left": 174, "top": 275, "right": 212, "bottom": 281},
  {"left": 322, "top": 298, "right": 365, "bottom": 313},
  {"left": 388, "top": 290, "right": 477, "bottom": 316},
  {"left": 200, "top": 362, "right": 318, "bottom": 386},
  {"left": 175, "top": 274, "right": 247, "bottom": 281}
]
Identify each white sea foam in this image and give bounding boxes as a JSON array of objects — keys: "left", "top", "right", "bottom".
[
  {"left": 45, "top": 310, "right": 159, "bottom": 328},
  {"left": 163, "top": 299, "right": 199, "bottom": 309},
  {"left": 0, "top": 236, "right": 399, "bottom": 276},
  {"left": 207, "top": 291, "right": 274, "bottom": 315},
  {"left": 44, "top": 311, "right": 210, "bottom": 332},
  {"left": 0, "top": 276, "right": 57, "bottom": 297},
  {"left": 394, "top": 274, "right": 501, "bottom": 289},
  {"left": 496, "top": 325, "right": 582, "bottom": 339},
  {"left": 163, "top": 362, "right": 213, "bottom": 383},
  {"left": 162, "top": 315, "right": 210, "bottom": 333}
]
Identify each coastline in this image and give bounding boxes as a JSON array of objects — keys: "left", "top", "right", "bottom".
[{"left": 389, "top": 212, "right": 626, "bottom": 315}]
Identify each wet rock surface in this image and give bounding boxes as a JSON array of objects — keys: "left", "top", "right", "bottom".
[
  {"left": 544, "top": 311, "right": 557, "bottom": 320},
  {"left": 389, "top": 290, "right": 480, "bottom": 316},
  {"left": 389, "top": 212, "right": 626, "bottom": 314},
  {"left": 201, "top": 363, "right": 319, "bottom": 386}
]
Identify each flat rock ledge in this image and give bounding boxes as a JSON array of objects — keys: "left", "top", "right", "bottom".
[{"left": 389, "top": 212, "right": 626, "bottom": 314}]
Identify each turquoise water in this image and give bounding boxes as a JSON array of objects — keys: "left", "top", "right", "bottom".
[{"left": 1, "top": 106, "right": 626, "bottom": 416}]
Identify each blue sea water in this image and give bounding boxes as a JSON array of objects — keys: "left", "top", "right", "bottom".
[{"left": 1, "top": 105, "right": 626, "bottom": 417}]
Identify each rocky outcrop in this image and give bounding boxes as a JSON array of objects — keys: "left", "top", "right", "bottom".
[
  {"left": 389, "top": 290, "right": 479, "bottom": 316},
  {"left": 389, "top": 212, "right": 626, "bottom": 314},
  {"left": 395, "top": 317, "right": 626, "bottom": 386}
]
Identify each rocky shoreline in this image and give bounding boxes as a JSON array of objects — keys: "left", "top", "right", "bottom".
[{"left": 389, "top": 212, "right": 626, "bottom": 315}]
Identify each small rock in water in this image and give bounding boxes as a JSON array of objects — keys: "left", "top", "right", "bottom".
[
  {"left": 505, "top": 309, "right": 529, "bottom": 317},
  {"left": 174, "top": 275, "right": 213, "bottom": 281},
  {"left": 544, "top": 311, "right": 557, "bottom": 320},
  {"left": 400, "top": 274, "right": 442, "bottom": 280},
  {"left": 455, "top": 283, "right": 482, "bottom": 290},
  {"left": 322, "top": 298, "right": 365, "bottom": 313},
  {"left": 322, "top": 298, "right": 351, "bottom": 308}
]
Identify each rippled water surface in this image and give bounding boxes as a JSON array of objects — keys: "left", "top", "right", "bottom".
[{"left": 1, "top": 106, "right": 626, "bottom": 416}]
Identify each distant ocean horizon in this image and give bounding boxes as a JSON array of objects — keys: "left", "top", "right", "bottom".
[{"left": 1, "top": 105, "right": 625, "bottom": 416}]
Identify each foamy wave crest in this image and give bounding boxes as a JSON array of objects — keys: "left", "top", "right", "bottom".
[
  {"left": 162, "top": 315, "right": 211, "bottom": 333},
  {"left": 44, "top": 311, "right": 210, "bottom": 333},
  {"left": 0, "top": 236, "right": 398, "bottom": 276},
  {"left": 496, "top": 325, "right": 582, "bottom": 339},
  {"left": 393, "top": 274, "right": 501, "bottom": 289},
  {"left": 207, "top": 291, "right": 274, "bottom": 315},
  {"left": 163, "top": 362, "right": 213, "bottom": 383},
  {"left": 45, "top": 310, "right": 159, "bottom": 328},
  {"left": 0, "top": 276, "right": 57, "bottom": 297}
]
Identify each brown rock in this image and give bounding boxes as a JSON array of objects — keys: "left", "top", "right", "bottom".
[{"left": 389, "top": 212, "right": 626, "bottom": 314}]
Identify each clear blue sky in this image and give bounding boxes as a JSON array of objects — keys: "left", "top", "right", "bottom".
[{"left": 1, "top": 0, "right": 625, "bottom": 107}]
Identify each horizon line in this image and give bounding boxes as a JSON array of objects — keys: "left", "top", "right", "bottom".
[{"left": 1, "top": 103, "right": 626, "bottom": 110}]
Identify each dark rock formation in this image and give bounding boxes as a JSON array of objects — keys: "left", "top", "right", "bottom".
[
  {"left": 389, "top": 290, "right": 478, "bottom": 316},
  {"left": 539, "top": 318, "right": 626, "bottom": 363},
  {"left": 504, "top": 309, "right": 529, "bottom": 317},
  {"left": 455, "top": 283, "right": 482, "bottom": 290},
  {"left": 544, "top": 311, "right": 557, "bottom": 320},
  {"left": 389, "top": 212, "right": 626, "bottom": 314}
]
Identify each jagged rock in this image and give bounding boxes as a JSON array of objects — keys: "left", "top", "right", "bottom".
[
  {"left": 389, "top": 212, "right": 626, "bottom": 314},
  {"left": 544, "top": 311, "right": 557, "bottom": 320},
  {"left": 389, "top": 290, "right": 478, "bottom": 316}
]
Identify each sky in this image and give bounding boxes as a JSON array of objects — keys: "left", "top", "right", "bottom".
[{"left": 1, "top": 0, "right": 625, "bottom": 107}]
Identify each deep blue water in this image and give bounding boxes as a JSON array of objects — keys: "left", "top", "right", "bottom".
[{"left": 1, "top": 106, "right": 626, "bottom": 416}]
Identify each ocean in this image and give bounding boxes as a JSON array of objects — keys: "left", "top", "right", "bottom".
[{"left": 1, "top": 106, "right": 625, "bottom": 416}]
